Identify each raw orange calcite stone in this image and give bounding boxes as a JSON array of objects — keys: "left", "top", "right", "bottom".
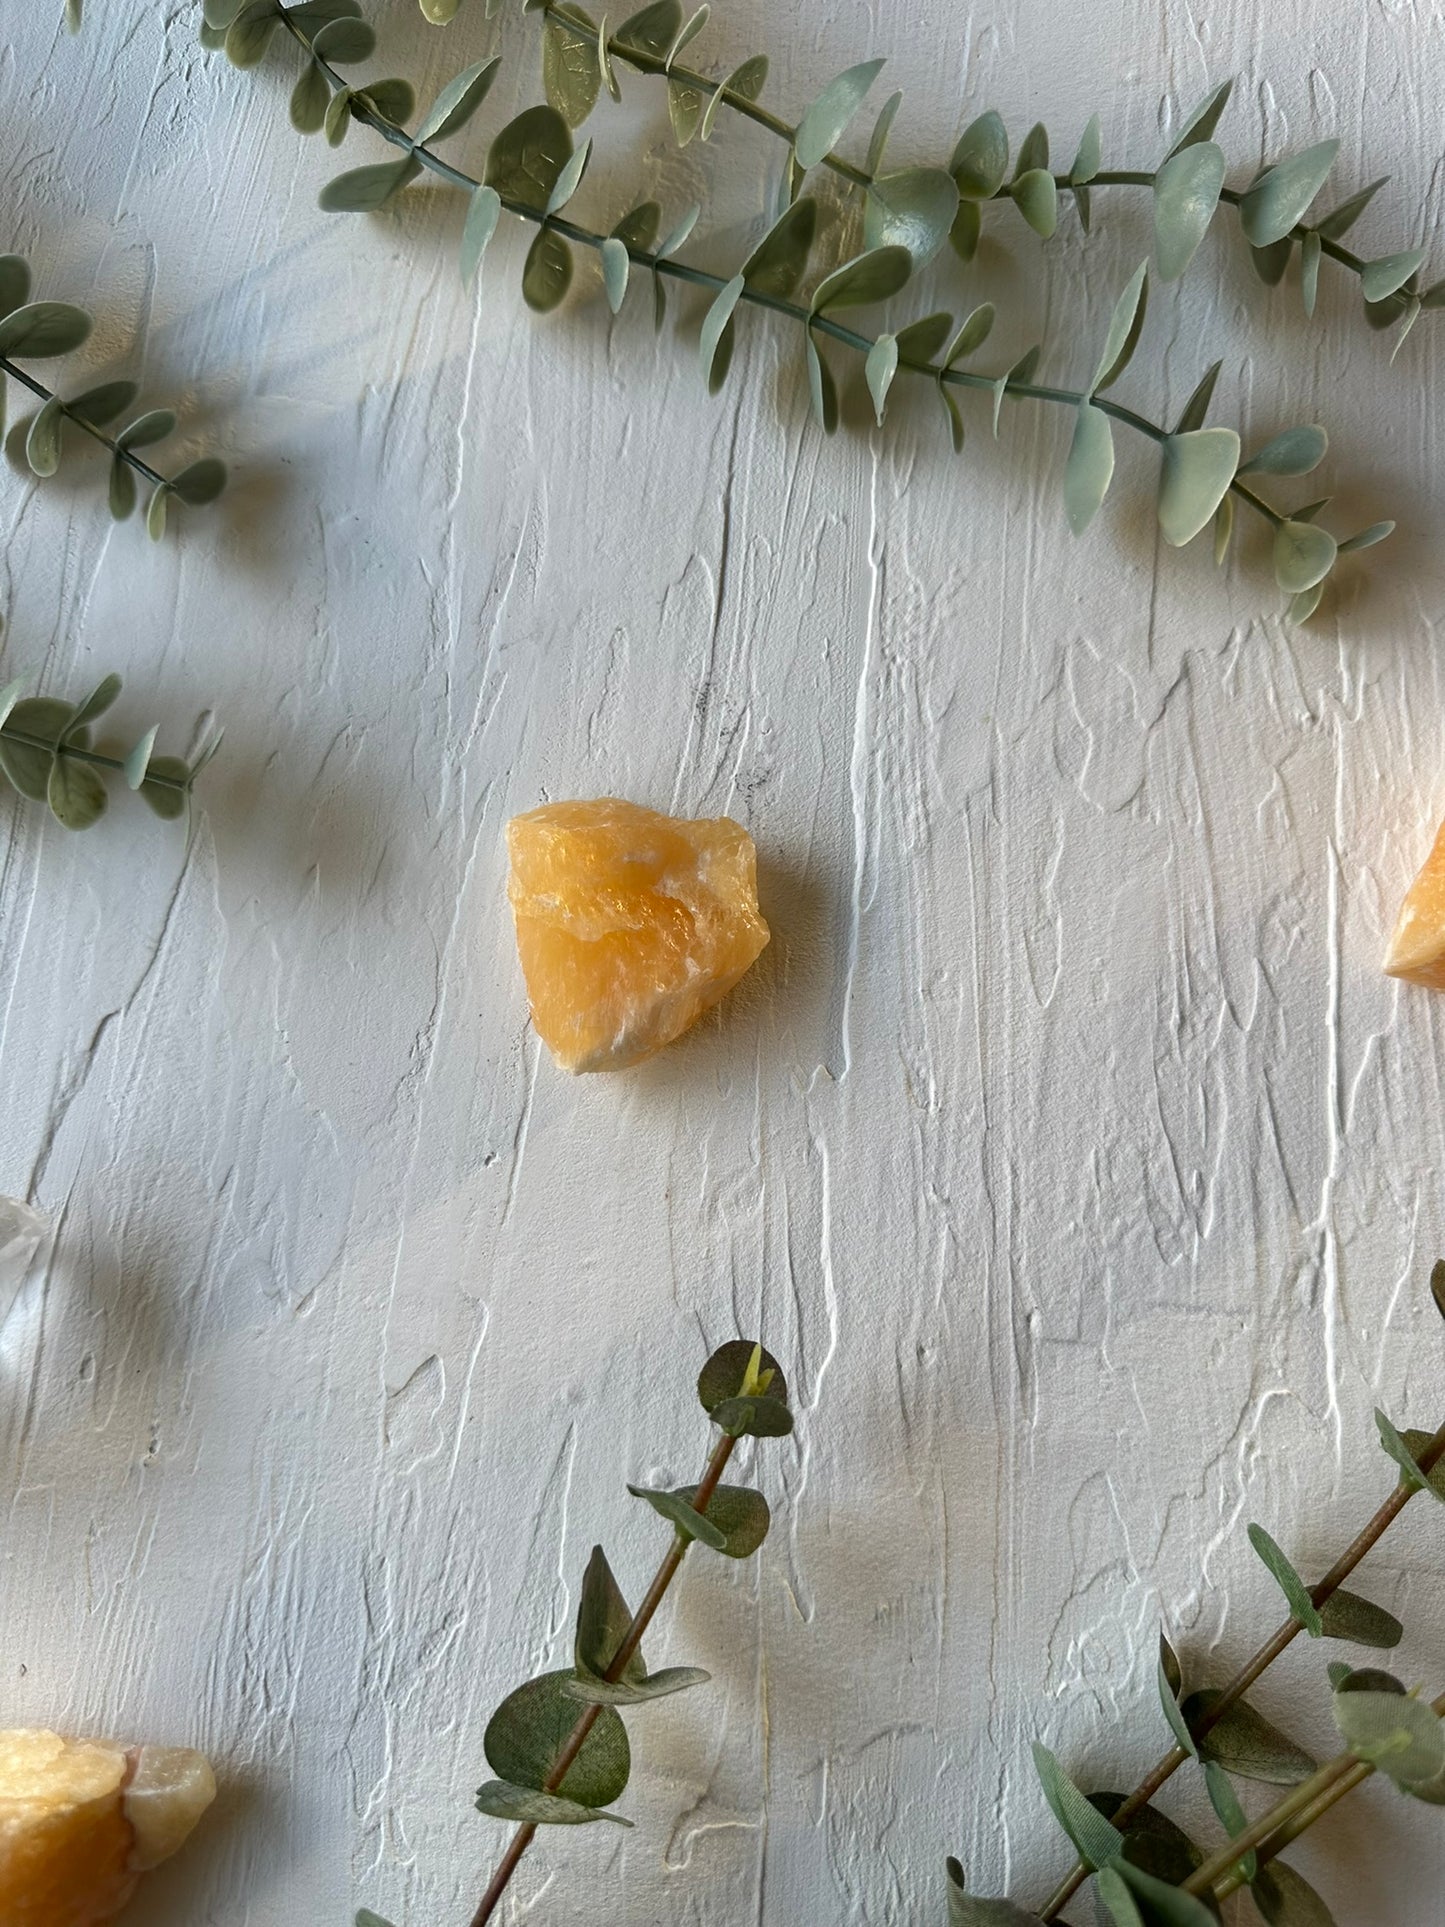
[
  {"left": 0, "top": 1729, "right": 215, "bottom": 1927},
  {"left": 1386, "top": 812, "right": 1445, "bottom": 990},
  {"left": 507, "top": 798, "right": 770, "bottom": 1072}
]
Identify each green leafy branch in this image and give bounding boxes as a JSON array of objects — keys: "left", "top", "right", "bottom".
[
  {"left": 0, "top": 256, "right": 227, "bottom": 538},
  {"left": 958, "top": 1262, "right": 1445, "bottom": 1927},
  {"left": 532, "top": 0, "right": 1440, "bottom": 348},
  {"left": 208, "top": 7, "right": 1393, "bottom": 617},
  {"left": 0, "top": 669, "right": 222, "bottom": 831},
  {"left": 353, "top": 1339, "right": 793, "bottom": 1927}
]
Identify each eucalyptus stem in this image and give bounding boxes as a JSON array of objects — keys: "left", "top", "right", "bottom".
[
  {"left": 279, "top": 8, "right": 1285, "bottom": 532},
  {"left": 538, "top": 1, "right": 1411, "bottom": 324},
  {"left": 0, "top": 723, "right": 191, "bottom": 794},
  {"left": 0, "top": 356, "right": 171, "bottom": 491},
  {"left": 1037, "top": 1417, "right": 1445, "bottom": 1922},
  {"left": 467, "top": 1430, "right": 737, "bottom": 1927}
]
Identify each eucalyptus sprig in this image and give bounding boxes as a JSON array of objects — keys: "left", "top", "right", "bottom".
[
  {"left": 353, "top": 1338, "right": 793, "bottom": 1927},
  {"left": 531, "top": 0, "right": 1441, "bottom": 350},
  {"left": 206, "top": 5, "right": 1395, "bottom": 618},
  {"left": 0, "top": 256, "right": 227, "bottom": 538},
  {"left": 0, "top": 668, "right": 222, "bottom": 831},
  {"left": 946, "top": 1261, "right": 1445, "bottom": 1927}
]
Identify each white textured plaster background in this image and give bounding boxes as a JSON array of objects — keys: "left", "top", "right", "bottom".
[{"left": 2, "top": 1, "right": 1445, "bottom": 1923}]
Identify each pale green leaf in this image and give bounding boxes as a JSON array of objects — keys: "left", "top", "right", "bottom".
[
  {"left": 1091, "top": 259, "right": 1149, "bottom": 392},
  {"left": 1071, "top": 112, "right": 1101, "bottom": 184},
  {"left": 522, "top": 228, "right": 573, "bottom": 312},
  {"left": 810, "top": 245, "right": 912, "bottom": 314},
  {"left": 1248, "top": 1523, "right": 1323, "bottom": 1635},
  {"left": 1014, "top": 122, "right": 1049, "bottom": 176},
  {"left": 1157, "top": 428, "right": 1240, "bottom": 546},
  {"left": 1166, "top": 77, "right": 1234, "bottom": 158},
  {"left": 992, "top": 345, "right": 1040, "bottom": 435},
  {"left": 944, "top": 1857, "right": 1045, "bottom": 1926},
  {"left": 225, "top": 2, "right": 280, "bottom": 68},
  {"left": 1062, "top": 402, "right": 1114, "bottom": 535},
  {"left": 309, "top": 15, "right": 374, "bottom": 63},
  {"left": 948, "top": 198, "right": 981, "bottom": 262},
  {"left": 895, "top": 311, "right": 951, "bottom": 365},
  {"left": 544, "top": 18, "right": 602, "bottom": 129},
  {"left": 1361, "top": 248, "right": 1426, "bottom": 303},
  {"left": 1289, "top": 583, "right": 1325, "bottom": 625},
  {"left": 865, "top": 90, "right": 902, "bottom": 174},
  {"left": 1240, "top": 141, "right": 1340, "bottom": 246},
  {"left": 1238, "top": 425, "right": 1327, "bottom": 476},
  {"left": 108, "top": 457, "right": 136, "bottom": 521},
  {"left": 474, "top": 1780, "right": 631, "bottom": 1826},
  {"left": 1183, "top": 1690, "right": 1315, "bottom": 1784},
  {"left": 1154, "top": 142, "right": 1225, "bottom": 280},
  {"left": 66, "top": 675, "right": 122, "bottom": 734},
  {"left": 667, "top": 76, "right": 705, "bottom": 145},
  {"left": 1300, "top": 229, "right": 1322, "bottom": 316},
  {"left": 146, "top": 483, "right": 170, "bottom": 541},
  {"left": 945, "top": 303, "right": 994, "bottom": 366},
  {"left": 1174, "top": 359, "right": 1221, "bottom": 433},
  {"left": 360, "top": 79, "right": 416, "bottom": 126},
  {"left": 0, "top": 255, "right": 31, "bottom": 322},
  {"left": 863, "top": 168, "right": 960, "bottom": 267},
  {"left": 116, "top": 408, "right": 176, "bottom": 450},
  {"left": 1378, "top": 1412, "right": 1443, "bottom": 1499},
  {"left": 420, "top": 56, "right": 502, "bottom": 143},
  {"left": 1213, "top": 491, "right": 1234, "bottom": 566},
  {"left": 805, "top": 333, "right": 838, "bottom": 433},
  {"left": 546, "top": 138, "right": 591, "bottom": 214},
  {"left": 951, "top": 109, "right": 1008, "bottom": 199},
  {"left": 700, "top": 56, "right": 768, "bottom": 141},
  {"left": 139, "top": 753, "right": 190, "bottom": 820},
  {"left": 1010, "top": 168, "right": 1057, "bottom": 238},
  {"left": 795, "top": 58, "right": 885, "bottom": 171},
  {"left": 563, "top": 1665, "right": 710, "bottom": 1706},
  {"left": 1096, "top": 1865, "right": 1145, "bottom": 1927},
  {"left": 936, "top": 381, "right": 965, "bottom": 453},
  {"left": 742, "top": 198, "right": 817, "bottom": 299},
  {"left": 1156, "top": 1647, "right": 1196, "bottom": 1756},
  {"left": 1113, "top": 1858, "right": 1219, "bottom": 1926},
  {"left": 290, "top": 59, "right": 330, "bottom": 134},
  {"left": 484, "top": 1671, "right": 629, "bottom": 1804},
  {"left": 614, "top": 0, "right": 680, "bottom": 57},
  {"left": 65, "top": 379, "right": 137, "bottom": 427},
  {"left": 1203, "top": 1759, "right": 1256, "bottom": 1882},
  {"left": 1333, "top": 1688, "right": 1445, "bottom": 1785},
  {"left": 171, "top": 458, "right": 227, "bottom": 507},
  {"left": 1253, "top": 1859, "right": 1339, "bottom": 1926},
  {"left": 1031, "top": 1743, "right": 1123, "bottom": 1871},
  {"left": 459, "top": 185, "right": 502, "bottom": 286},
  {"left": 123, "top": 726, "right": 158, "bottom": 790},
  {"left": 865, "top": 333, "right": 898, "bottom": 423},
  {"left": 1316, "top": 177, "right": 1388, "bottom": 240},
  {"left": 699, "top": 273, "right": 744, "bottom": 387},
  {"left": 0, "top": 302, "right": 92, "bottom": 358},
  {"left": 25, "top": 396, "right": 65, "bottom": 478},
  {"left": 600, "top": 236, "right": 629, "bottom": 311},
  {"left": 47, "top": 754, "right": 107, "bottom": 831},
  {"left": 1336, "top": 520, "right": 1394, "bottom": 554},
  {"left": 318, "top": 156, "right": 422, "bottom": 213},
  {"left": 1251, "top": 236, "right": 1293, "bottom": 285},
  {"left": 612, "top": 201, "right": 660, "bottom": 251},
  {"left": 1273, "top": 520, "right": 1337, "bottom": 594},
  {"left": 664, "top": 2, "right": 708, "bottom": 66},
  {"left": 485, "top": 105, "right": 573, "bottom": 212},
  {"left": 656, "top": 204, "right": 699, "bottom": 257}
]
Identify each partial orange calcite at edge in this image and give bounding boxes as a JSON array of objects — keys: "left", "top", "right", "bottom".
[
  {"left": 1386, "top": 813, "right": 1445, "bottom": 990},
  {"left": 507, "top": 798, "right": 770, "bottom": 1072},
  {"left": 0, "top": 1729, "right": 215, "bottom": 1927}
]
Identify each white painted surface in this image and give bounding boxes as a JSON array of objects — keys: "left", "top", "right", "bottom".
[{"left": 2, "top": 3, "right": 1444, "bottom": 1923}]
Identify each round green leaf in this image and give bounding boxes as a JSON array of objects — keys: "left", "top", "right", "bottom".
[
  {"left": 0, "top": 697, "right": 74, "bottom": 801},
  {"left": 600, "top": 237, "right": 630, "bottom": 312},
  {"left": 671, "top": 1482, "right": 770, "bottom": 1557},
  {"left": 700, "top": 56, "right": 768, "bottom": 140},
  {"left": 65, "top": 380, "right": 137, "bottom": 427},
  {"left": 936, "top": 381, "right": 965, "bottom": 454},
  {"left": 484, "top": 1671, "right": 629, "bottom": 1805},
  {"left": 948, "top": 198, "right": 981, "bottom": 262},
  {"left": 1062, "top": 402, "right": 1114, "bottom": 536},
  {"left": 319, "top": 156, "right": 422, "bottom": 213},
  {"left": 1014, "top": 122, "right": 1049, "bottom": 176},
  {"left": 1157, "top": 429, "right": 1240, "bottom": 547},
  {"left": 1317, "top": 176, "right": 1389, "bottom": 239},
  {"left": 945, "top": 303, "right": 995, "bottom": 366},
  {"left": 325, "top": 86, "right": 354, "bottom": 143},
  {"left": 1333, "top": 1687, "right": 1445, "bottom": 1785},
  {"left": 66, "top": 674, "right": 122, "bottom": 733},
  {"left": 1071, "top": 113, "right": 1102, "bottom": 185},
  {"left": 47, "top": 754, "right": 107, "bottom": 831},
  {"left": 360, "top": 79, "right": 416, "bottom": 126},
  {"left": 291, "top": 59, "right": 330, "bottom": 134},
  {"left": 865, "top": 90, "right": 902, "bottom": 174},
  {"left": 1253, "top": 1860, "right": 1337, "bottom": 1927},
  {"left": 811, "top": 244, "right": 912, "bottom": 314},
  {"left": 1111, "top": 1858, "right": 1218, "bottom": 1926},
  {"left": 1202, "top": 1759, "right": 1255, "bottom": 1882},
  {"left": 116, "top": 408, "right": 176, "bottom": 450},
  {"left": 950, "top": 110, "right": 1008, "bottom": 199},
  {"left": 1251, "top": 236, "right": 1293, "bottom": 285},
  {"left": 709, "top": 1392, "right": 794, "bottom": 1437},
  {"left": 612, "top": 201, "right": 661, "bottom": 251},
  {"left": 794, "top": 59, "right": 885, "bottom": 171},
  {"left": 863, "top": 168, "right": 960, "bottom": 267},
  {"left": 523, "top": 228, "right": 574, "bottom": 313},
  {"left": 1030, "top": 1742, "right": 1123, "bottom": 1871},
  {"left": 1174, "top": 360, "right": 1222, "bottom": 433},
  {"left": 417, "top": 56, "right": 502, "bottom": 145},
  {"left": 1010, "top": 169, "right": 1057, "bottom": 238},
  {"left": 698, "top": 1339, "right": 788, "bottom": 1411},
  {"left": 0, "top": 301, "right": 93, "bottom": 358},
  {"left": 1361, "top": 247, "right": 1427, "bottom": 303},
  {"left": 1238, "top": 425, "right": 1327, "bottom": 476},
  {"left": 0, "top": 255, "right": 32, "bottom": 322},
  {"left": 1182, "top": 1690, "right": 1315, "bottom": 1784},
  {"left": 667, "top": 76, "right": 705, "bottom": 147},
  {"left": 895, "top": 311, "right": 952, "bottom": 366},
  {"left": 1273, "top": 520, "right": 1337, "bottom": 594},
  {"left": 486, "top": 105, "right": 574, "bottom": 212},
  {"left": 944, "top": 1857, "right": 1045, "bottom": 1926},
  {"left": 563, "top": 1665, "right": 710, "bottom": 1706},
  {"left": 544, "top": 19, "right": 602, "bottom": 130},
  {"left": 140, "top": 754, "right": 191, "bottom": 820},
  {"left": 172, "top": 458, "right": 228, "bottom": 507},
  {"left": 627, "top": 1483, "right": 727, "bottom": 1548},
  {"left": 1153, "top": 142, "right": 1224, "bottom": 281},
  {"left": 225, "top": 2, "right": 280, "bottom": 69},
  {"left": 1095, "top": 1865, "right": 1145, "bottom": 1927},
  {"left": 309, "top": 15, "right": 374, "bottom": 62},
  {"left": 1240, "top": 141, "right": 1340, "bottom": 246},
  {"left": 108, "top": 456, "right": 136, "bottom": 521},
  {"left": 742, "top": 199, "right": 817, "bottom": 299},
  {"left": 1337, "top": 520, "right": 1395, "bottom": 555},
  {"left": 475, "top": 1779, "right": 631, "bottom": 1826},
  {"left": 614, "top": 0, "right": 681, "bottom": 57},
  {"left": 26, "top": 396, "right": 65, "bottom": 478},
  {"left": 546, "top": 139, "right": 592, "bottom": 215}
]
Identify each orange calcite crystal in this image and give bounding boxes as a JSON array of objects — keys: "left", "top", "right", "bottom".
[
  {"left": 1386, "top": 813, "right": 1445, "bottom": 990},
  {"left": 0, "top": 1729, "right": 215, "bottom": 1927},
  {"left": 507, "top": 798, "right": 770, "bottom": 1072}
]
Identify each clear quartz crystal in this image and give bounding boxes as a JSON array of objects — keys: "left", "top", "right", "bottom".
[{"left": 0, "top": 1196, "right": 46, "bottom": 1330}]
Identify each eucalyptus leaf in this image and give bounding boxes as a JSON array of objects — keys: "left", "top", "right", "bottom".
[
  {"left": 613, "top": 201, "right": 661, "bottom": 251},
  {"left": 360, "top": 79, "right": 416, "bottom": 126},
  {"left": 709, "top": 1392, "right": 794, "bottom": 1437},
  {"left": 108, "top": 457, "right": 136, "bottom": 521},
  {"left": 697, "top": 1339, "right": 788, "bottom": 1411},
  {"left": 573, "top": 1544, "right": 646, "bottom": 1683},
  {"left": 544, "top": 18, "right": 602, "bottom": 129},
  {"left": 117, "top": 408, "right": 176, "bottom": 449},
  {"left": 474, "top": 1779, "right": 631, "bottom": 1826},
  {"left": 419, "top": 0, "right": 462, "bottom": 17},
  {"left": 1332, "top": 1687, "right": 1445, "bottom": 1785},
  {"left": 1332, "top": 1666, "right": 1406, "bottom": 1695},
  {"left": 460, "top": 185, "right": 502, "bottom": 286},
  {"left": 1113, "top": 1858, "right": 1219, "bottom": 1927},
  {"left": 1273, "top": 520, "right": 1337, "bottom": 594},
  {"left": 0, "top": 676, "right": 26, "bottom": 733},
  {"left": 1015, "top": 122, "right": 1049, "bottom": 176},
  {"left": 1247, "top": 1524, "right": 1322, "bottom": 1635},
  {"left": 805, "top": 333, "right": 838, "bottom": 433},
  {"left": 1154, "top": 142, "right": 1225, "bottom": 281},
  {"left": 47, "top": 755, "right": 107, "bottom": 832},
  {"left": 1316, "top": 176, "right": 1389, "bottom": 240},
  {"left": 203, "top": 0, "right": 246, "bottom": 27},
  {"left": 664, "top": 2, "right": 709, "bottom": 66},
  {"left": 895, "top": 311, "right": 951, "bottom": 365},
  {"left": 1203, "top": 1760, "right": 1257, "bottom": 1882},
  {"left": 123, "top": 726, "right": 158, "bottom": 791},
  {"left": 546, "top": 138, "right": 592, "bottom": 214},
  {"left": 523, "top": 228, "right": 574, "bottom": 312},
  {"left": 319, "top": 156, "right": 422, "bottom": 213},
  {"left": 656, "top": 204, "right": 700, "bottom": 257},
  {"left": 1251, "top": 237, "right": 1293, "bottom": 285},
  {"left": 146, "top": 483, "right": 170, "bottom": 541},
  {"left": 140, "top": 754, "right": 190, "bottom": 820},
  {"left": 356, "top": 1912, "right": 397, "bottom": 1927},
  {"left": 1433, "top": 1260, "right": 1445, "bottom": 1319},
  {"left": 1361, "top": 248, "right": 1426, "bottom": 302},
  {"left": 936, "top": 382, "right": 965, "bottom": 453},
  {"left": 0, "top": 302, "right": 93, "bottom": 358},
  {"left": 1240, "top": 141, "right": 1340, "bottom": 247},
  {"left": 1156, "top": 1646, "right": 1196, "bottom": 1756},
  {"left": 992, "top": 345, "right": 1040, "bottom": 436},
  {"left": 309, "top": 15, "right": 374, "bottom": 63},
  {"left": 0, "top": 256, "right": 31, "bottom": 322},
  {"left": 1092, "top": 259, "right": 1149, "bottom": 392},
  {"left": 66, "top": 675, "right": 122, "bottom": 734},
  {"left": 486, "top": 105, "right": 574, "bottom": 213},
  {"left": 951, "top": 110, "right": 1009, "bottom": 199},
  {"left": 1157, "top": 429, "right": 1240, "bottom": 547},
  {"left": 291, "top": 59, "right": 330, "bottom": 134},
  {"left": 670, "top": 1483, "right": 770, "bottom": 1558},
  {"left": 171, "top": 458, "right": 227, "bottom": 507},
  {"left": 1166, "top": 78, "right": 1234, "bottom": 158},
  {"left": 863, "top": 169, "right": 959, "bottom": 267},
  {"left": 699, "top": 274, "right": 744, "bottom": 389},
  {"left": 810, "top": 245, "right": 912, "bottom": 314},
  {"left": 1317, "top": 1589, "right": 1403, "bottom": 1648},
  {"left": 600, "top": 237, "right": 630, "bottom": 312},
  {"left": 864, "top": 334, "right": 897, "bottom": 423},
  {"left": 1337, "top": 519, "right": 1399, "bottom": 554},
  {"left": 25, "top": 396, "right": 65, "bottom": 478},
  {"left": 420, "top": 56, "right": 503, "bottom": 144},
  {"left": 1010, "top": 169, "right": 1058, "bottom": 239},
  {"left": 225, "top": 2, "right": 280, "bottom": 68},
  {"left": 1182, "top": 1690, "right": 1315, "bottom": 1784},
  {"left": 1174, "top": 360, "right": 1222, "bottom": 433},
  {"left": 1252, "top": 1859, "right": 1338, "bottom": 1927},
  {"left": 1160, "top": 1633, "right": 1184, "bottom": 1700},
  {"left": 945, "top": 303, "right": 995, "bottom": 366},
  {"left": 484, "top": 1671, "right": 630, "bottom": 1805},
  {"left": 701, "top": 57, "right": 768, "bottom": 141},
  {"left": 1073, "top": 182, "right": 1092, "bottom": 232},
  {"left": 598, "top": 16, "right": 621, "bottom": 103},
  {"left": 865, "top": 91, "right": 902, "bottom": 174},
  {"left": 1300, "top": 229, "right": 1322, "bottom": 317},
  {"left": 563, "top": 1664, "right": 710, "bottom": 1705},
  {"left": 65, "top": 380, "right": 137, "bottom": 427},
  {"left": 1288, "top": 583, "right": 1325, "bottom": 625},
  {"left": 0, "top": 697, "right": 73, "bottom": 801},
  {"left": 944, "top": 1856, "right": 1046, "bottom": 1927},
  {"left": 949, "top": 199, "right": 981, "bottom": 263},
  {"left": 795, "top": 58, "right": 886, "bottom": 172},
  {"left": 1071, "top": 113, "right": 1102, "bottom": 184},
  {"left": 668, "top": 77, "right": 705, "bottom": 146},
  {"left": 1030, "top": 1744, "right": 1122, "bottom": 1871},
  {"left": 1097, "top": 1865, "right": 1146, "bottom": 1927},
  {"left": 742, "top": 198, "right": 817, "bottom": 299},
  {"left": 628, "top": 1482, "right": 728, "bottom": 1548},
  {"left": 1062, "top": 402, "right": 1114, "bottom": 536},
  {"left": 614, "top": 0, "right": 680, "bottom": 57}
]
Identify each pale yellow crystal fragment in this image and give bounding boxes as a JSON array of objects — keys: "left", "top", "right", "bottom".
[
  {"left": 1386, "top": 812, "right": 1445, "bottom": 990},
  {"left": 0, "top": 1728, "right": 215, "bottom": 1926},
  {"left": 507, "top": 797, "right": 770, "bottom": 1071}
]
